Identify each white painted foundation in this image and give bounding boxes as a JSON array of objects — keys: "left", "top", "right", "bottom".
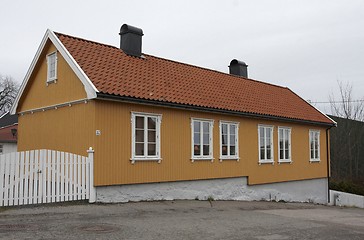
[{"left": 96, "top": 177, "right": 328, "bottom": 204}]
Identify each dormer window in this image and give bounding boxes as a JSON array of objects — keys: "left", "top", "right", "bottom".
[{"left": 47, "top": 51, "right": 57, "bottom": 83}]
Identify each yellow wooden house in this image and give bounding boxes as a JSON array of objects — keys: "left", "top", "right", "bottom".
[{"left": 11, "top": 24, "right": 336, "bottom": 203}]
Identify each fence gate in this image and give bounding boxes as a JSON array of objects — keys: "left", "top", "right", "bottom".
[{"left": 0, "top": 148, "right": 95, "bottom": 207}]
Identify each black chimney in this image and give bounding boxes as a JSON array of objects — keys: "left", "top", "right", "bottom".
[
  {"left": 119, "top": 24, "right": 144, "bottom": 57},
  {"left": 229, "top": 59, "right": 248, "bottom": 78}
]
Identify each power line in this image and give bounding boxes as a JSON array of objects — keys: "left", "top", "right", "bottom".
[{"left": 309, "top": 99, "right": 364, "bottom": 104}]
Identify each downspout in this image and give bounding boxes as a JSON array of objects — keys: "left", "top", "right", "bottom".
[{"left": 326, "top": 126, "right": 334, "bottom": 203}]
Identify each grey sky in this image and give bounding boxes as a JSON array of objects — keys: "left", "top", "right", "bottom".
[{"left": 1, "top": 0, "right": 363, "bottom": 113}]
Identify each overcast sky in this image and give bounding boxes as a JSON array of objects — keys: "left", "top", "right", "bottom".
[{"left": 1, "top": 0, "right": 363, "bottom": 113}]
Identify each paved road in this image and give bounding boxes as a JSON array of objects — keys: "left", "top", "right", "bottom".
[{"left": 1, "top": 200, "right": 364, "bottom": 240}]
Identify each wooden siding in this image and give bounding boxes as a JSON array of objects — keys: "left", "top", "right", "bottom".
[
  {"left": 17, "top": 41, "right": 87, "bottom": 113},
  {"left": 17, "top": 101, "right": 95, "bottom": 157},
  {"left": 93, "top": 100, "right": 329, "bottom": 186}
]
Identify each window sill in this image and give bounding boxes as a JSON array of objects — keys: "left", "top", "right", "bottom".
[
  {"left": 309, "top": 159, "right": 320, "bottom": 163},
  {"left": 219, "top": 157, "right": 240, "bottom": 162},
  {"left": 258, "top": 160, "right": 274, "bottom": 165},
  {"left": 46, "top": 79, "right": 57, "bottom": 85},
  {"left": 191, "top": 157, "right": 214, "bottom": 163},
  {"left": 278, "top": 160, "right": 292, "bottom": 164},
  {"left": 130, "top": 158, "right": 162, "bottom": 164}
]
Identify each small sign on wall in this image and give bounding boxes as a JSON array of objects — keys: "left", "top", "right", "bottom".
[{"left": 96, "top": 130, "right": 101, "bottom": 136}]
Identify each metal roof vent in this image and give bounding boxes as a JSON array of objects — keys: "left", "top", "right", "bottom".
[
  {"left": 229, "top": 59, "right": 248, "bottom": 78},
  {"left": 119, "top": 24, "right": 144, "bottom": 57}
]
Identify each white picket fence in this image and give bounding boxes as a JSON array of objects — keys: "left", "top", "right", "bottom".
[{"left": 0, "top": 148, "right": 96, "bottom": 207}]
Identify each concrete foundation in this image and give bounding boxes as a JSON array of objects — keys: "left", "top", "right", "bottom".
[{"left": 96, "top": 177, "right": 328, "bottom": 204}]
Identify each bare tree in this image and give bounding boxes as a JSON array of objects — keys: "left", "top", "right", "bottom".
[
  {"left": 329, "top": 81, "right": 364, "bottom": 121},
  {"left": 0, "top": 74, "right": 19, "bottom": 115},
  {"left": 329, "top": 80, "right": 364, "bottom": 182}
]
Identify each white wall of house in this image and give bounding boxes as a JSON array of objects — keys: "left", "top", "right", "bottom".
[
  {"left": 0, "top": 142, "right": 17, "bottom": 154},
  {"left": 96, "top": 177, "right": 328, "bottom": 204}
]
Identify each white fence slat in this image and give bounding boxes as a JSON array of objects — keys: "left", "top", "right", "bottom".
[
  {"left": 81, "top": 156, "right": 86, "bottom": 200},
  {"left": 65, "top": 152, "right": 69, "bottom": 201},
  {"left": 28, "top": 150, "right": 34, "bottom": 204},
  {"left": 0, "top": 149, "right": 93, "bottom": 207},
  {"left": 9, "top": 153, "right": 16, "bottom": 206},
  {"left": 19, "top": 151, "right": 25, "bottom": 205},
  {"left": 24, "top": 151, "right": 30, "bottom": 205},
  {"left": 51, "top": 151, "right": 56, "bottom": 202},
  {"left": 14, "top": 152, "right": 20, "bottom": 206},
  {"left": 77, "top": 155, "right": 81, "bottom": 200},
  {"left": 47, "top": 150, "right": 51, "bottom": 203},
  {"left": 0, "top": 155, "right": 5, "bottom": 206},
  {"left": 4, "top": 154, "right": 11, "bottom": 206},
  {"left": 60, "top": 151, "right": 65, "bottom": 202},
  {"left": 33, "top": 150, "right": 39, "bottom": 204},
  {"left": 56, "top": 151, "right": 60, "bottom": 202}
]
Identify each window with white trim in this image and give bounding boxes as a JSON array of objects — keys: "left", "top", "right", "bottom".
[
  {"left": 192, "top": 118, "right": 213, "bottom": 160},
  {"left": 47, "top": 51, "right": 58, "bottom": 83},
  {"left": 309, "top": 130, "right": 320, "bottom": 161},
  {"left": 258, "top": 125, "right": 274, "bottom": 163},
  {"left": 278, "top": 127, "right": 291, "bottom": 163},
  {"left": 131, "top": 112, "right": 161, "bottom": 161},
  {"left": 220, "top": 121, "right": 239, "bottom": 160}
]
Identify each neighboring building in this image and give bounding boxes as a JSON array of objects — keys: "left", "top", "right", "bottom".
[
  {"left": 328, "top": 115, "right": 364, "bottom": 181},
  {"left": 0, "top": 112, "right": 18, "bottom": 154},
  {"left": 10, "top": 24, "right": 336, "bottom": 203}
]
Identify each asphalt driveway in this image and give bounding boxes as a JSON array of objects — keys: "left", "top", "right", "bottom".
[{"left": 1, "top": 200, "right": 364, "bottom": 240}]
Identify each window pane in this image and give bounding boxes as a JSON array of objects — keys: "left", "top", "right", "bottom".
[
  {"left": 194, "top": 145, "right": 200, "bottom": 156},
  {"left": 260, "top": 146, "right": 265, "bottom": 160},
  {"left": 148, "top": 117, "right": 156, "bottom": 129},
  {"left": 148, "top": 130, "right": 156, "bottom": 143},
  {"left": 279, "top": 139, "right": 283, "bottom": 150},
  {"left": 222, "top": 124, "right": 228, "bottom": 134},
  {"left": 259, "top": 127, "right": 264, "bottom": 139},
  {"left": 230, "top": 134, "right": 235, "bottom": 146},
  {"left": 203, "top": 133, "right": 209, "bottom": 144},
  {"left": 222, "top": 145, "right": 228, "bottom": 155},
  {"left": 136, "top": 116, "right": 144, "bottom": 129},
  {"left": 194, "top": 133, "right": 200, "bottom": 144},
  {"left": 230, "top": 125, "right": 236, "bottom": 134},
  {"left": 148, "top": 144, "right": 156, "bottom": 155},
  {"left": 285, "top": 139, "right": 289, "bottom": 151},
  {"left": 136, "top": 130, "right": 144, "bottom": 142},
  {"left": 222, "top": 134, "right": 227, "bottom": 144},
  {"left": 194, "top": 121, "right": 200, "bottom": 133},
  {"left": 203, "top": 145, "right": 209, "bottom": 156},
  {"left": 311, "top": 149, "right": 314, "bottom": 159},
  {"left": 136, "top": 143, "right": 144, "bottom": 156},
  {"left": 285, "top": 149, "right": 289, "bottom": 159},
  {"left": 279, "top": 149, "right": 283, "bottom": 159},
  {"left": 230, "top": 146, "right": 236, "bottom": 156},
  {"left": 203, "top": 122, "right": 209, "bottom": 133},
  {"left": 266, "top": 147, "right": 271, "bottom": 160}
]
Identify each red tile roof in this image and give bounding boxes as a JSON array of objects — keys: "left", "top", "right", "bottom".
[{"left": 55, "top": 32, "right": 334, "bottom": 125}]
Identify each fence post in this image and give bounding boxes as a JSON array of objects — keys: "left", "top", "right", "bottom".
[{"left": 87, "top": 147, "right": 96, "bottom": 203}]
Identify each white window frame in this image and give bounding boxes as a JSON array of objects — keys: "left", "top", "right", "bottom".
[
  {"left": 309, "top": 130, "right": 320, "bottom": 162},
  {"left": 219, "top": 121, "right": 239, "bottom": 161},
  {"left": 278, "top": 127, "right": 292, "bottom": 163},
  {"left": 191, "top": 118, "right": 214, "bottom": 161},
  {"left": 131, "top": 112, "right": 162, "bottom": 163},
  {"left": 258, "top": 125, "right": 274, "bottom": 164},
  {"left": 47, "top": 51, "right": 58, "bottom": 83}
]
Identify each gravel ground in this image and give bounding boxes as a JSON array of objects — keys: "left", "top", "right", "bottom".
[{"left": 1, "top": 200, "right": 364, "bottom": 240}]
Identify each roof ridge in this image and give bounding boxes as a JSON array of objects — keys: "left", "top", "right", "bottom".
[{"left": 54, "top": 31, "right": 118, "bottom": 50}]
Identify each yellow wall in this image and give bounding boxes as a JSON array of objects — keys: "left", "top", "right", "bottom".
[
  {"left": 18, "top": 102, "right": 95, "bottom": 156},
  {"left": 18, "top": 41, "right": 87, "bottom": 112},
  {"left": 93, "top": 100, "right": 329, "bottom": 186}
]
